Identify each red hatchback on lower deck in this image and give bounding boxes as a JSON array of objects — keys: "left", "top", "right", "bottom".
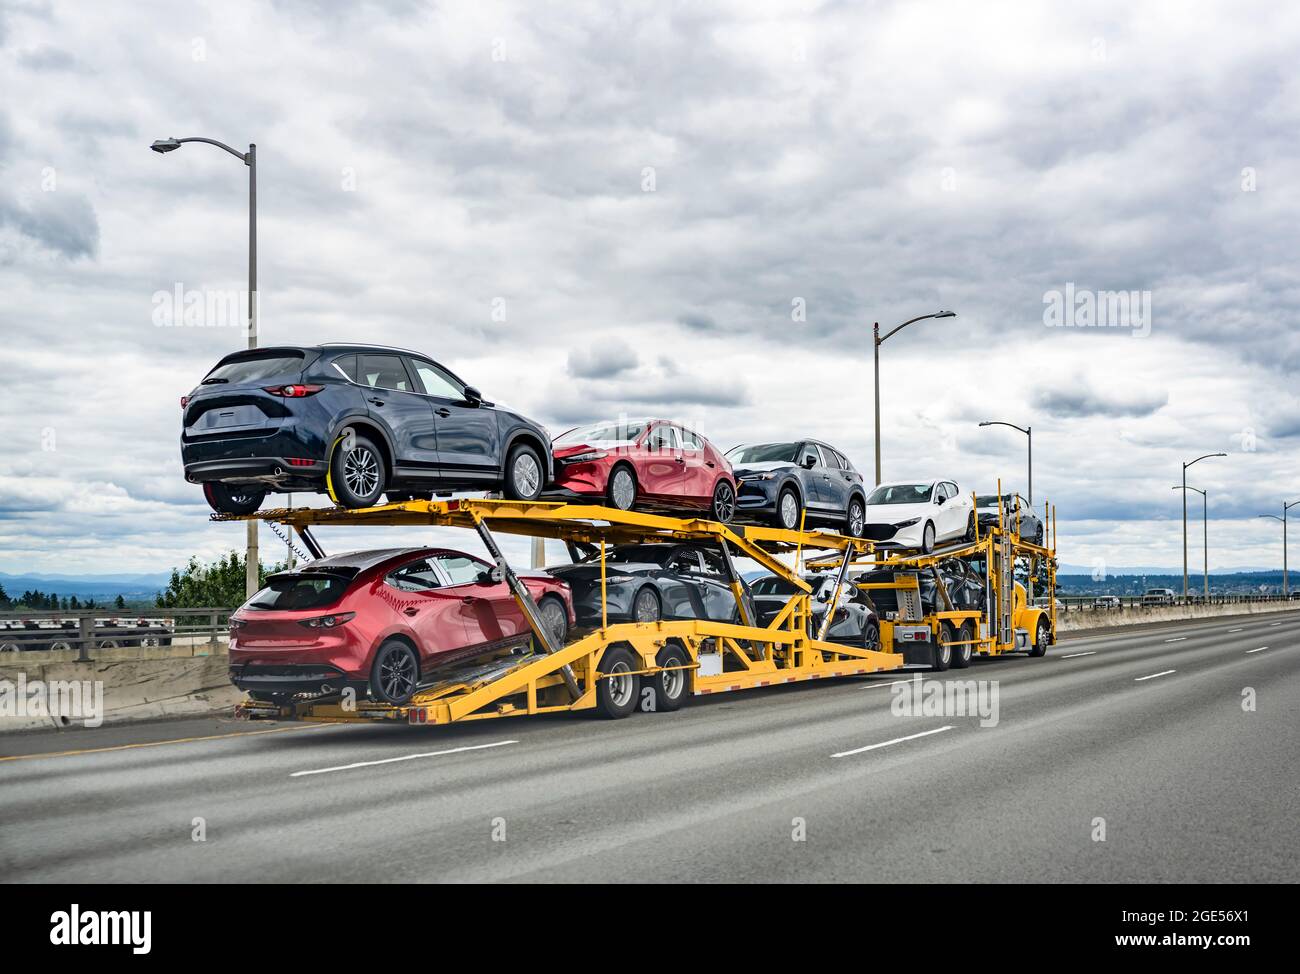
[
  {"left": 549, "top": 418, "right": 737, "bottom": 521},
  {"left": 228, "top": 547, "right": 574, "bottom": 705}
]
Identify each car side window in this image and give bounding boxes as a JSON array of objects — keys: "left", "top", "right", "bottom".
[
  {"left": 699, "top": 549, "right": 726, "bottom": 577},
  {"left": 358, "top": 354, "right": 413, "bottom": 392},
  {"left": 667, "top": 548, "right": 702, "bottom": 573},
  {"left": 823, "top": 448, "right": 845, "bottom": 470},
  {"left": 645, "top": 425, "right": 678, "bottom": 452},
  {"left": 433, "top": 553, "right": 485, "bottom": 586},
  {"left": 678, "top": 427, "right": 703, "bottom": 450},
  {"left": 934, "top": 483, "right": 949, "bottom": 503},
  {"left": 410, "top": 359, "right": 464, "bottom": 400},
  {"left": 385, "top": 559, "right": 443, "bottom": 592},
  {"left": 332, "top": 353, "right": 358, "bottom": 382}
]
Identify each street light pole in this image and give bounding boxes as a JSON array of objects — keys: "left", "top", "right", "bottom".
[
  {"left": 1173, "top": 486, "right": 1207, "bottom": 599},
  {"left": 1180, "top": 453, "right": 1225, "bottom": 602},
  {"left": 1259, "top": 499, "right": 1300, "bottom": 596},
  {"left": 978, "top": 420, "right": 1033, "bottom": 505},
  {"left": 151, "top": 136, "right": 260, "bottom": 598},
  {"left": 872, "top": 311, "right": 955, "bottom": 485}
]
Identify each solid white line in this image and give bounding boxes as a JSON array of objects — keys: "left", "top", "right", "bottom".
[
  {"left": 291, "top": 740, "right": 519, "bottom": 777},
  {"left": 1246, "top": 646, "right": 1268, "bottom": 655},
  {"left": 1061, "top": 651, "right": 1096, "bottom": 659},
  {"left": 1134, "top": 669, "right": 1176, "bottom": 682},
  {"left": 831, "top": 725, "right": 953, "bottom": 758},
  {"left": 859, "top": 679, "right": 913, "bottom": 691},
  {"left": 1164, "top": 637, "right": 1186, "bottom": 642},
  {"left": 1269, "top": 622, "right": 1282, "bottom": 626},
  {"left": 1228, "top": 628, "right": 1244, "bottom": 633}
]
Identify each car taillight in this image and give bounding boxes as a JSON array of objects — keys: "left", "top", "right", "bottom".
[
  {"left": 286, "top": 458, "right": 316, "bottom": 467},
  {"left": 229, "top": 617, "right": 247, "bottom": 630},
  {"left": 298, "top": 612, "right": 356, "bottom": 629},
  {"left": 264, "top": 384, "right": 323, "bottom": 398},
  {"left": 180, "top": 396, "right": 190, "bottom": 408}
]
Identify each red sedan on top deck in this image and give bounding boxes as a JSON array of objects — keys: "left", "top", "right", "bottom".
[{"left": 549, "top": 418, "right": 737, "bottom": 522}]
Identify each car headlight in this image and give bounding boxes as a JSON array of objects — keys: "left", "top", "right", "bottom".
[
  {"left": 893, "top": 518, "right": 920, "bottom": 528},
  {"left": 740, "top": 472, "right": 777, "bottom": 481},
  {"left": 563, "top": 450, "right": 608, "bottom": 464}
]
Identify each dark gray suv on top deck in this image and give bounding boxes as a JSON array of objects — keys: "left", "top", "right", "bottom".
[
  {"left": 181, "top": 344, "right": 553, "bottom": 513},
  {"left": 725, "top": 440, "right": 868, "bottom": 536}
]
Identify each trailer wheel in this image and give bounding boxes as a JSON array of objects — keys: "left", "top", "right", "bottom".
[
  {"left": 48, "top": 640, "right": 74, "bottom": 652},
  {"left": 645, "top": 642, "right": 691, "bottom": 712},
  {"left": 0, "top": 642, "right": 21, "bottom": 653},
  {"left": 951, "top": 622, "right": 973, "bottom": 668},
  {"left": 933, "top": 623, "right": 953, "bottom": 671},
  {"left": 1028, "top": 619, "right": 1050, "bottom": 657},
  {"left": 595, "top": 645, "right": 640, "bottom": 719}
]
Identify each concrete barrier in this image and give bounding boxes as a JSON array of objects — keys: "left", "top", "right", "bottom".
[
  {"left": 0, "top": 652, "right": 242, "bottom": 732},
  {"left": 1057, "top": 599, "right": 1300, "bottom": 633}
]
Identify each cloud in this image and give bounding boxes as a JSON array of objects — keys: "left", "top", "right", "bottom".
[
  {"left": 566, "top": 340, "right": 639, "bottom": 378},
  {"left": 0, "top": 190, "right": 99, "bottom": 259},
  {"left": 1032, "top": 380, "right": 1168, "bottom": 419}
]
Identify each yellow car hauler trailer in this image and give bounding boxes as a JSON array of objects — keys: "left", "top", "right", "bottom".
[
  {"left": 213, "top": 498, "right": 904, "bottom": 725},
  {"left": 809, "top": 488, "right": 1059, "bottom": 670}
]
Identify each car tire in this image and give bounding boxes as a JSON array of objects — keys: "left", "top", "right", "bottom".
[
  {"left": 534, "top": 594, "right": 569, "bottom": 649},
  {"left": 0, "top": 642, "right": 21, "bottom": 653},
  {"left": 846, "top": 496, "right": 866, "bottom": 538},
  {"left": 921, "top": 521, "right": 936, "bottom": 554},
  {"left": 710, "top": 479, "right": 736, "bottom": 523},
  {"left": 330, "top": 434, "right": 386, "bottom": 509},
  {"left": 862, "top": 619, "right": 880, "bottom": 652},
  {"left": 203, "top": 482, "right": 266, "bottom": 516},
  {"left": 933, "top": 622, "right": 953, "bottom": 671},
  {"left": 951, "top": 622, "right": 973, "bottom": 668},
  {"left": 1028, "top": 619, "right": 1050, "bottom": 657},
  {"left": 644, "top": 642, "right": 691, "bottom": 712},
  {"left": 504, "top": 443, "right": 544, "bottom": 501},
  {"left": 1034, "top": 525, "right": 1045, "bottom": 545},
  {"left": 606, "top": 464, "right": 637, "bottom": 511},
  {"left": 632, "top": 586, "right": 662, "bottom": 623},
  {"left": 963, "top": 513, "right": 976, "bottom": 543},
  {"left": 595, "top": 645, "right": 641, "bottom": 719},
  {"left": 369, "top": 639, "right": 420, "bottom": 705},
  {"left": 774, "top": 486, "right": 802, "bottom": 530}
]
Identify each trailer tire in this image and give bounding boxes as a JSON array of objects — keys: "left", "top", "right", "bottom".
[
  {"left": 951, "top": 622, "right": 973, "bottom": 668},
  {"left": 645, "top": 642, "right": 691, "bottom": 712},
  {"left": 933, "top": 623, "right": 953, "bottom": 671},
  {"left": 595, "top": 645, "right": 640, "bottom": 719},
  {"left": 1028, "top": 618, "right": 1050, "bottom": 657}
]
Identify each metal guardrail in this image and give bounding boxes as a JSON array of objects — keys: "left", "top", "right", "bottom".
[
  {"left": 1047, "top": 593, "right": 1300, "bottom": 612},
  {"left": 0, "top": 607, "right": 235, "bottom": 660}
]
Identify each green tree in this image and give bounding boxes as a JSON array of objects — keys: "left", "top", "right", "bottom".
[
  {"left": 69, "top": 595, "right": 80, "bottom": 610},
  {"left": 156, "top": 552, "right": 284, "bottom": 609},
  {"left": 114, "top": 594, "right": 127, "bottom": 610},
  {"left": 0, "top": 582, "right": 9, "bottom": 608}
]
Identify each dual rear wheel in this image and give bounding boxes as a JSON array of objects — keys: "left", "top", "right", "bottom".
[{"left": 594, "top": 643, "right": 690, "bottom": 718}]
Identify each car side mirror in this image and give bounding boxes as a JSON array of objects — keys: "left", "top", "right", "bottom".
[
  {"left": 802, "top": 456, "right": 816, "bottom": 469},
  {"left": 463, "top": 385, "right": 482, "bottom": 406}
]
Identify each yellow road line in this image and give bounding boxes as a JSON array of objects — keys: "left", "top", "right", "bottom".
[{"left": 0, "top": 722, "right": 332, "bottom": 764}]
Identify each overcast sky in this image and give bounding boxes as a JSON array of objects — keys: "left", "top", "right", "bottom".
[{"left": 1, "top": 0, "right": 1298, "bottom": 579}]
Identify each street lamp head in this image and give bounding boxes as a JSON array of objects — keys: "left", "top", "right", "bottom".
[
  {"left": 934, "top": 310, "right": 956, "bottom": 319},
  {"left": 150, "top": 138, "right": 182, "bottom": 153}
]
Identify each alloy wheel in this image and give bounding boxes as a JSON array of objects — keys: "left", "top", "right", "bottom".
[
  {"left": 343, "top": 447, "right": 379, "bottom": 499},
  {"left": 539, "top": 598, "right": 567, "bottom": 645},
  {"left": 380, "top": 650, "right": 416, "bottom": 699},
  {"left": 513, "top": 452, "right": 541, "bottom": 497},
  {"left": 610, "top": 468, "right": 636, "bottom": 510},
  {"left": 634, "top": 589, "right": 661, "bottom": 622},
  {"left": 712, "top": 482, "right": 736, "bottom": 522},
  {"left": 848, "top": 501, "right": 865, "bottom": 537},
  {"left": 779, "top": 490, "right": 799, "bottom": 529}
]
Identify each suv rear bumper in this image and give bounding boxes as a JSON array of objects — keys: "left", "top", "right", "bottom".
[{"left": 184, "top": 456, "right": 325, "bottom": 487}]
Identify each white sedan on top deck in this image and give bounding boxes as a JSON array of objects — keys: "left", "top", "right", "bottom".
[{"left": 859, "top": 479, "right": 976, "bottom": 553}]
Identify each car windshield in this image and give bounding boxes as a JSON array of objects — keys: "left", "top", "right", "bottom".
[
  {"left": 975, "top": 494, "right": 1015, "bottom": 507},
  {"left": 555, "top": 421, "right": 646, "bottom": 446},
  {"left": 727, "top": 443, "right": 798, "bottom": 464},
  {"left": 246, "top": 574, "right": 350, "bottom": 611},
  {"left": 750, "top": 576, "right": 798, "bottom": 596},
  {"left": 866, "top": 483, "right": 932, "bottom": 505},
  {"left": 604, "top": 546, "right": 671, "bottom": 564}
]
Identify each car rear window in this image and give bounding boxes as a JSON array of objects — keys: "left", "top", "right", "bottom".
[
  {"left": 247, "top": 574, "right": 350, "bottom": 610},
  {"left": 751, "top": 576, "right": 798, "bottom": 596},
  {"left": 205, "top": 352, "right": 304, "bottom": 385}
]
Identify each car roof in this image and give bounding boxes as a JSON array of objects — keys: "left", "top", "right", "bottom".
[{"left": 287, "top": 547, "right": 434, "bottom": 574}]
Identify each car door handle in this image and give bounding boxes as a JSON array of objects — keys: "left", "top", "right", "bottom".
[
  {"left": 434, "top": 407, "right": 451, "bottom": 417},
  {"left": 367, "top": 396, "right": 385, "bottom": 406},
  {"left": 674, "top": 457, "right": 685, "bottom": 464},
  {"left": 403, "top": 607, "right": 418, "bottom": 616},
  {"left": 461, "top": 596, "right": 477, "bottom": 605},
  {"left": 705, "top": 461, "right": 715, "bottom": 468}
]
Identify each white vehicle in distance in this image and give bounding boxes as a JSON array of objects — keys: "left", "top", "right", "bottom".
[
  {"left": 1092, "top": 595, "right": 1122, "bottom": 609},
  {"left": 860, "top": 479, "right": 975, "bottom": 553},
  {"left": 1141, "top": 588, "right": 1177, "bottom": 606},
  {"left": 1033, "top": 596, "right": 1065, "bottom": 611}
]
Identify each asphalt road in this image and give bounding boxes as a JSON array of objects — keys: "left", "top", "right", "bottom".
[{"left": 2, "top": 613, "right": 1296, "bottom": 883}]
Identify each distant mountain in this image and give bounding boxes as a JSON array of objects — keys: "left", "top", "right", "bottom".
[{"left": 0, "top": 570, "right": 173, "bottom": 600}]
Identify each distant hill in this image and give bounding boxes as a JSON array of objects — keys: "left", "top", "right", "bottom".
[
  {"left": 0, "top": 570, "right": 174, "bottom": 602},
  {"left": 1058, "top": 570, "right": 1289, "bottom": 596}
]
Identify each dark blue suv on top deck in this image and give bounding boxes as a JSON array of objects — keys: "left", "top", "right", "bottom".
[{"left": 181, "top": 344, "right": 553, "bottom": 514}]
